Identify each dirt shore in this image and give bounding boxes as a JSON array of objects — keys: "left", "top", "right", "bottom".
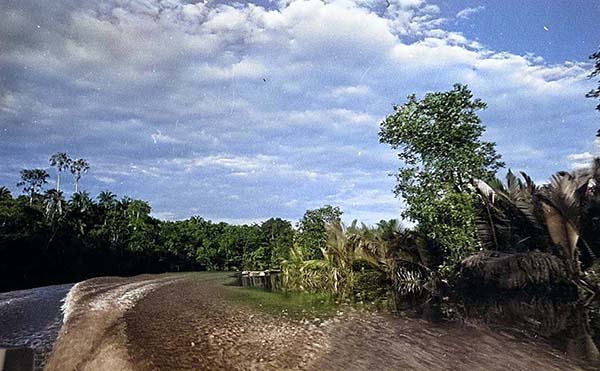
[{"left": 47, "top": 272, "right": 597, "bottom": 370}]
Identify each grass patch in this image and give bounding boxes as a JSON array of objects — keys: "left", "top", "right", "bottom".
[
  {"left": 185, "top": 271, "right": 338, "bottom": 320},
  {"left": 221, "top": 276, "right": 337, "bottom": 319},
  {"left": 226, "top": 286, "right": 336, "bottom": 320}
]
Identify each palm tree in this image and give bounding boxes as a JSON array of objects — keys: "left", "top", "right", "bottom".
[
  {"left": 70, "top": 158, "right": 90, "bottom": 193},
  {"left": 44, "top": 189, "right": 66, "bottom": 223},
  {"left": 17, "top": 169, "right": 49, "bottom": 205},
  {"left": 42, "top": 189, "right": 69, "bottom": 249},
  {"left": 375, "top": 219, "right": 404, "bottom": 241},
  {"left": 470, "top": 167, "right": 600, "bottom": 360},
  {"left": 49, "top": 152, "right": 71, "bottom": 192},
  {"left": 349, "top": 221, "right": 442, "bottom": 313},
  {"left": 69, "top": 191, "right": 95, "bottom": 235},
  {"left": 70, "top": 191, "right": 94, "bottom": 213},
  {"left": 0, "top": 186, "right": 11, "bottom": 201},
  {"left": 473, "top": 170, "right": 547, "bottom": 252},
  {"left": 97, "top": 191, "right": 117, "bottom": 208}
]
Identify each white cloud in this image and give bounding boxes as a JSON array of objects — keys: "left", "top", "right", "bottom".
[
  {"left": 171, "top": 154, "right": 278, "bottom": 172},
  {"left": 567, "top": 151, "right": 596, "bottom": 169},
  {"left": 328, "top": 85, "right": 371, "bottom": 98},
  {"left": 1, "top": 0, "right": 597, "bottom": 224},
  {"left": 152, "top": 211, "right": 177, "bottom": 220},
  {"left": 456, "top": 6, "right": 485, "bottom": 20},
  {"left": 95, "top": 176, "right": 117, "bottom": 184},
  {"left": 567, "top": 152, "right": 595, "bottom": 161},
  {"left": 151, "top": 130, "right": 183, "bottom": 144},
  {"left": 194, "top": 58, "right": 268, "bottom": 81}
]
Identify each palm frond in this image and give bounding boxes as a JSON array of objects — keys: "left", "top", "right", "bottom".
[{"left": 461, "top": 250, "right": 568, "bottom": 289}]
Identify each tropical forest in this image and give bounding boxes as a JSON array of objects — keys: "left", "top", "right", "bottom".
[{"left": 2, "top": 1, "right": 600, "bottom": 370}]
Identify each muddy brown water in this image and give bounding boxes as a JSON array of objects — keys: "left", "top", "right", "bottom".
[
  {"left": 0, "top": 283, "right": 73, "bottom": 370},
  {"left": 36, "top": 273, "right": 600, "bottom": 370}
]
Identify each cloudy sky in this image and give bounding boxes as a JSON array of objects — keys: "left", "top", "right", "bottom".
[{"left": 1, "top": 0, "right": 599, "bottom": 225}]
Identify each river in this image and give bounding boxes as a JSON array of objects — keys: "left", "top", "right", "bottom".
[{"left": 0, "top": 283, "right": 73, "bottom": 370}]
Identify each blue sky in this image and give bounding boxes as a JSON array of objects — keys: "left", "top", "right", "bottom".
[{"left": 0, "top": 0, "right": 599, "bottom": 225}]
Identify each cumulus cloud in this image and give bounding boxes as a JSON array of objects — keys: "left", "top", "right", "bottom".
[
  {"left": 567, "top": 151, "right": 597, "bottom": 170},
  {"left": 0, "top": 0, "right": 596, "bottom": 224}
]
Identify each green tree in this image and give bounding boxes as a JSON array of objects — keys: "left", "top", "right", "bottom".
[
  {"left": 379, "top": 84, "right": 504, "bottom": 269},
  {"left": 126, "top": 199, "right": 157, "bottom": 251},
  {"left": 70, "top": 158, "right": 90, "bottom": 193},
  {"left": 253, "top": 218, "right": 294, "bottom": 269},
  {"left": 264, "top": 218, "right": 294, "bottom": 267},
  {"left": 68, "top": 191, "right": 96, "bottom": 236},
  {"left": 296, "top": 205, "right": 342, "bottom": 260},
  {"left": 17, "top": 169, "right": 49, "bottom": 205},
  {"left": 218, "top": 224, "right": 262, "bottom": 270},
  {"left": 44, "top": 189, "right": 67, "bottom": 224},
  {"left": 49, "top": 152, "right": 71, "bottom": 192},
  {"left": 97, "top": 191, "right": 117, "bottom": 210}
]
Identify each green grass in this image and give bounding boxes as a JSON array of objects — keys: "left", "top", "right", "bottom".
[
  {"left": 197, "top": 272, "right": 336, "bottom": 319},
  {"left": 183, "top": 271, "right": 338, "bottom": 320},
  {"left": 225, "top": 286, "right": 337, "bottom": 320}
]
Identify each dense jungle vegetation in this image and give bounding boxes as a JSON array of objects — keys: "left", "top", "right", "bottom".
[{"left": 2, "top": 49, "right": 600, "bottom": 361}]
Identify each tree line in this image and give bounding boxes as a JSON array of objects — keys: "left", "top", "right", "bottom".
[{"left": 0, "top": 153, "right": 345, "bottom": 292}]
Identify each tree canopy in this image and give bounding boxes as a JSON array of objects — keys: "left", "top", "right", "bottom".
[
  {"left": 295, "top": 205, "right": 342, "bottom": 260},
  {"left": 379, "top": 84, "right": 504, "bottom": 268}
]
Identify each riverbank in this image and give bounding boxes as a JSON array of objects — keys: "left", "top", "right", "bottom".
[{"left": 44, "top": 272, "right": 596, "bottom": 370}]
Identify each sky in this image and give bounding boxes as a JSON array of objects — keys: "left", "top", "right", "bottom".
[{"left": 0, "top": 0, "right": 599, "bottom": 225}]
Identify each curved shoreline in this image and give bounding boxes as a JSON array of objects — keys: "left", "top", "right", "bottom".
[{"left": 45, "top": 272, "right": 597, "bottom": 370}]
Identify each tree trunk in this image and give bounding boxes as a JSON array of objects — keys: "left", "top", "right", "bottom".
[
  {"left": 56, "top": 172, "right": 61, "bottom": 192},
  {"left": 566, "top": 304, "right": 600, "bottom": 361},
  {"left": 74, "top": 178, "right": 79, "bottom": 193}
]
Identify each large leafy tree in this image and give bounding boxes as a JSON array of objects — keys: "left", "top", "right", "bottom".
[
  {"left": 127, "top": 199, "right": 160, "bottom": 253},
  {"left": 49, "top": 152, "right": 71, "bottom": 192},
  {"left": 252, "top": 218, "right": 294, "bottom": 269},
  {"left": 68, "top": 191, "right": 96, "bottom": 236},
  {"left": 379, "top": 84, "right": 504, "bottom": 269},
  {"left": 296, "top": 205, "right": 342, "bottom": 260},
  {"left": 17, "top": 169, "right": 49, "bottom": 205}
]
